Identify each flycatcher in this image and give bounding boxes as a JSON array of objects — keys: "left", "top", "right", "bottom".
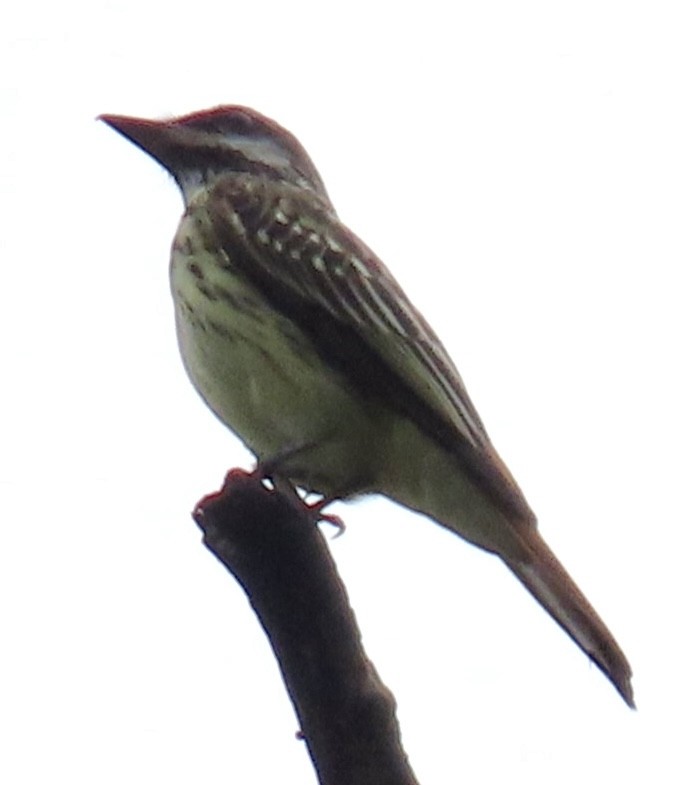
[{"left": 100, "top": 106, "right": 633, "bottom": 706}]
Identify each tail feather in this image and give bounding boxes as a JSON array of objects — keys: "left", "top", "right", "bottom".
[{"left": 504, "top": 531, "right": 634, "bottom": 708}]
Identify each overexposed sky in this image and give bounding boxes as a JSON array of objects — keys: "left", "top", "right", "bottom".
[{"left": 2, "top": 2, "right": 686, "bottom": 783}]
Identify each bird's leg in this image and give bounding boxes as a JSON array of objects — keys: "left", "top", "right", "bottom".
[
  {"left": 304, "top": 497, "right": 346, "bottom": 536},
  {"left": 255, "top": 440, "right": 322, "bottom": 499},
  {"left": 255, "top": 440, "right": 317, "bottom": 484},
  {"left": 255, "top": 442, "right": 347, "bottom": 534}
]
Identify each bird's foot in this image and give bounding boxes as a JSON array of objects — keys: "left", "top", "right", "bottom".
[
  {"left": 254, "top": 451, "right": 346, "bottom": 536},
  {"left": 304, "top": 497, "right": 346, "bottom": 536}
]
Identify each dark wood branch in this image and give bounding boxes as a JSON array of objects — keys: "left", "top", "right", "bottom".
[{"left": 193, "top": 469, "right": 420, "bottom": 785}]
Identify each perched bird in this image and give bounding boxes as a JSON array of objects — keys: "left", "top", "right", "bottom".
[{"left": 100, "top": 105, "right": 633, "bottom": 706}]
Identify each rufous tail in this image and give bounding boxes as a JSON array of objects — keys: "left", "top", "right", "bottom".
[{"left": 504, "top": 530, "right": 634, "bottom": 707}]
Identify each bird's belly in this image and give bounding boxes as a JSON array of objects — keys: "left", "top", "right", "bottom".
[{"left": 170, "top": 245, "right": 385, "bottom": 495}]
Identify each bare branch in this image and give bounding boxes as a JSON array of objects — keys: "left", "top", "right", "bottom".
[{"left": 193, "top": 469, "right": 420, "bottom": 785}]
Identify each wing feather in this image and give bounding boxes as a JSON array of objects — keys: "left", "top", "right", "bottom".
[{"left": 208, "top": 174, "right": 532, "bottom": 520}]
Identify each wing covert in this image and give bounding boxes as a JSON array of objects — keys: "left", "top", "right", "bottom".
[{"left": 206, "top": 174, "right": 532, "bottom": 520}]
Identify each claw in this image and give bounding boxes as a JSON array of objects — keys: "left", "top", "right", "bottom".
[{"left": 306, "top": 498, "right": 346, "bottom": 537}]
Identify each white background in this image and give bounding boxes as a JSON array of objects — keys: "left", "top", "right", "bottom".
[{"left": 2, "top": 2, "right": 686, "bottom": 783}]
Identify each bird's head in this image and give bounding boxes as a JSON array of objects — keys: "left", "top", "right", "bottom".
[{"left": 99, "top": 105, "right": 330, "bottom": 206}]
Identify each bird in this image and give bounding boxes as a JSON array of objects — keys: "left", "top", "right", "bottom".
[{"left": 100, "top": 105, "right": 634, "bottom": 707}]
